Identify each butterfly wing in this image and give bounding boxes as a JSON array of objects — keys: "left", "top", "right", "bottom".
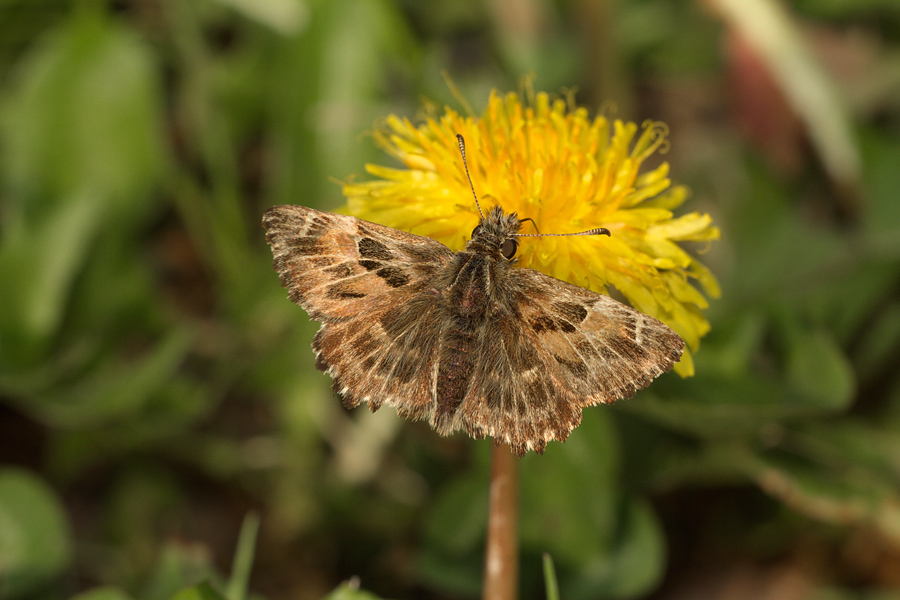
[
  {"left": 456, "top": 268, "right": 684, "bottom": 455},
  {"left": 265, "top": 205, "right": 683, "bottom": 455},
  {"left": 263, "top": 204, "right": 455, "bottom": 418},
  {"left": 263, "top": 205, "right": 455, "bottom": 321}
]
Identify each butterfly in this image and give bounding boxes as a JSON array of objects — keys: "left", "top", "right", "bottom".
[{"left": 263, "top": 135, "right": 684, "bottom": 455}]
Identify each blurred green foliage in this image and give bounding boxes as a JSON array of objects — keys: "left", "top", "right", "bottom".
[{"left": 1, "top": 0, "right": 900, "bottom": 599}]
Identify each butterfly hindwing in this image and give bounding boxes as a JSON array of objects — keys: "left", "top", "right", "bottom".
[
  {"left": 312, "top": 294, "right": 447, "bottom": 421},
  {"left": 452, "top": 268, "right": 684, "bottom": 454}
]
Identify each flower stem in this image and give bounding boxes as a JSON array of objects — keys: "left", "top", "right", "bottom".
[{"left": 482, "top": 442, "right": 519, "bottom": 600}]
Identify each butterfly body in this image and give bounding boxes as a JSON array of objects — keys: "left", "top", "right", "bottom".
[{"left": 263, "top": 203, "right": 684, "bottom": 455}]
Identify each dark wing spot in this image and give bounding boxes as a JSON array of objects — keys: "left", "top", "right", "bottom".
[
  {"left": 379, "top": 310, "right": 405, "bottom": 339},
  {"left": 610, "top": 336, "right": 648, "bottom": 359},
  {"left": 621, "top": 314, "right": 637, "bottom": 338},
  {"left": 359, "top": 259, "right": 381, "bottom": 271},
  {"left": 356, "top": 224, "right": 376, "bottom": 238},
  {"left": 327, "top": 283, "right": 366, "bottom": 299},
  {"left": 576, "top": 340, "right": 598, "bottom": 360},
  {"left": 597, "top": 345, "right": 620, "bottom": 362},
  {"left": 530, "top": 377, "right": 552, "bottom": 410},
  {"left": 530, "top": 315, "right": 557, "bottom": 333},
  {"left": 554, "top": 354, "right": 590, "bottom": 379},
  {"left": 313, "top": 326, "right": 346, "bottom": 359},
  {"left": 352, "top": 330, "right": 381, "bottom": 357},
  {"left": 376, "top": 266, "right": 411, "bottom": 288},
  {"left": 515, "top": 397, "right": 527, "bottom": 416},
  {"left": 358, "top": 237, "right": 393, "bottom": 260},
  {"left": 554, "top": 302, "right": 588, "bottom": 324},
  {"left": 510, "top": 339, "right": 541, "bottom": 372},
  {"left": 557, "top": 319, "right": 577, "bottom": 333}
]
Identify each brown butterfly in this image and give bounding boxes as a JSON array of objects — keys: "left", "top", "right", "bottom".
[{"left": 263, "top": 135, "right": 684, "bottom": 455}]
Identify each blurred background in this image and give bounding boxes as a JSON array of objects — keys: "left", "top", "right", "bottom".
[{"left": 2, "top": 0, "right": 900, "bottom": 599}]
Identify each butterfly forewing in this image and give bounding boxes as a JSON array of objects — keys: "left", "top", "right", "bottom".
[{"left": 263, "top": 205, "right": 454, "bottom": 321}]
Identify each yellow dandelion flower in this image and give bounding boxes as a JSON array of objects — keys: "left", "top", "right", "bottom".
[{"left": 342, "top": 90, "right": 720, "bottom": 376}]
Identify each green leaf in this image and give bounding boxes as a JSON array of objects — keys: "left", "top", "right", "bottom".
[
  {"left": 19, "top": 328, "right": 196, "bottom": 427},
  {"left": 784, "top": 420, "right": 900, "bottom": 492},
  {"left": 210, "top": 0, "right": 309, "bottom": 35},
  {"left": 321, "top": 579, "right": 393, "bottom": 600},
  {"left": 745, "top": 453, "right": 900, "bottom": 545},
  {"left": 143, "top": 542, "right": 223, "bottom": 600},
  {"left": 423, "top": 462, "right": 489, "bottom": 555},
  {"left": 520, "top": 409, "right": 620, "bottom": 563},
  {"left": 0, "top": 468, "right": 72, "bottom": 599},
  {"left": 0, "top": 11, "right": 169, "bottom": 375},
  {"left": 169, "top": 582, "right": 229, "bottom": 600},
  {"left": 315, "top": 0, "right": 418, "bottom": 179},
  {"left": 266, "top": 0, "right": 418, "bottom": 209},
  {"left": 623, "top": 371, "right": 848, "bottom": 440},
  {"left": 860, "top": 127, "right": 900, "bottom": 251},
  {"left": 415, "top": 549, "right": 482, "bottom": 599},
  {"left": 781, "top": 325, "right": 855, "bottom": 411},
  {"left": 850, "top": 299, "right": 900, "bottom": 382},
  {"left": 543, "top": 554, "right": 560, "bottom": 600},
  {"left": 623, "top": 312, "right": 855, "bottom": 440},
  {"left": 2, "top": 11, "right": 164, "bottom": 206},
  {"left": 0, "top": 190, "right": 100, "bottom": 368},
  {"left": 724, "top": 163, "right": 847, "bottom": 306},
  {"left": 805, "top": 260, "right": 899, "bottom": 346},
  {"left": 225, "top": 513, "right": 260, "bottom": 600},
  {"left": 796, "top": 0, "right": 900, "bottom": 18},
  {"left": 563, "top": 497, "right": 665, "bottom": 600},
  {"left": 416, "top": 443, "right": 491, "bottom": 597},
  {"left": 70, "top": 586, "right": 136, "bottom": 600},
  {"left": 690, "top": 311, "right": 767, "bottom": 378}
]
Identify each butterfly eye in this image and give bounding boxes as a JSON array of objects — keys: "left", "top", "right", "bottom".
[
  {"left": 500, "top": 238, "right": 518, "bottom": 260},
  {"left": 471, "top": 225, "right": 483, "bottom": 238}
]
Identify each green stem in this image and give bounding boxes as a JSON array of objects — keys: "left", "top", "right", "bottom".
[{"left": 227, "top": 512, "right": 260, "bottom": 600}]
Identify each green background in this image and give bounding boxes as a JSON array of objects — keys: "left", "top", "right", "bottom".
[{"left": 2, "top": 0, "right": 900, "bottom": 599}]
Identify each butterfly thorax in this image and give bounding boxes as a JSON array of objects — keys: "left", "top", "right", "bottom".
[{"left": 439, "top": 206, "right": 523, "bottom": 321}]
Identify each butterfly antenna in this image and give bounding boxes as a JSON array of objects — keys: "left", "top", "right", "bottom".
[
  {"left": 456, "top": 134, "right": 608, "bottom": 238},
  {"left": 456, "top": 134, "right": 485, "bottom": 219},
  {"left": 515, "top": 227, "right": 611, "bottom": 238}
]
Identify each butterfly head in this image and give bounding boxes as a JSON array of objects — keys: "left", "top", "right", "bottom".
[
  {"left": 466, "top": 205, "right": 522, "bottom": 260},
  {"left": 455, "top": 133, "right": 611, "bottom": 262}
]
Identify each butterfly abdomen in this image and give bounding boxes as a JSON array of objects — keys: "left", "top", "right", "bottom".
[{"left": 433, "top": 328, "right": 477, "bottom": 433}]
